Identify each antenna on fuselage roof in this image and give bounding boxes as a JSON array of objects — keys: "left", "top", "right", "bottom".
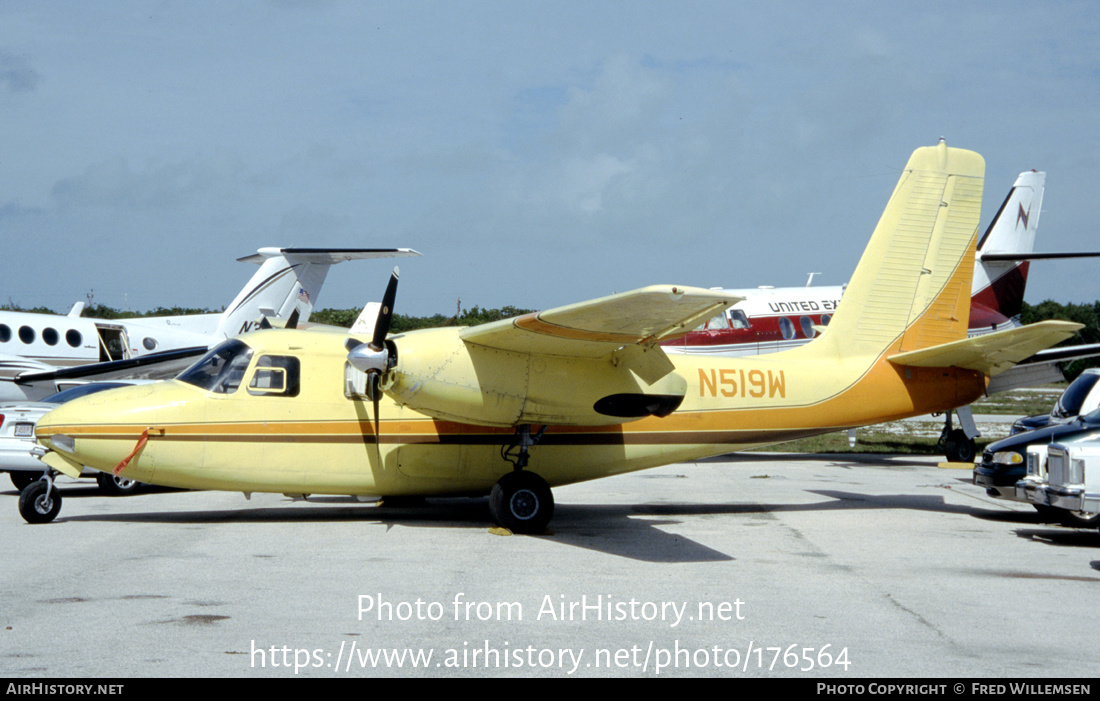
[{"left": 805, "top": 272, "right": 821, "bottom": 287}]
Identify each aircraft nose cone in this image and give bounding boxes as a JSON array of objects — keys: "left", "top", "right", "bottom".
[{"left": 35, "top": 383, "right": 169, "bottom": 477}]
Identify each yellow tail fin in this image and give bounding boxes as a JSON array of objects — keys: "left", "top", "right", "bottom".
[{"left": 817, "top": 141, "right": 985, "bottom": 358}]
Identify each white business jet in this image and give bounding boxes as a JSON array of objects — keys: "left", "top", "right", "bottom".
[{"left": 0, "top": 247, "right": 418, "bottom": 401}]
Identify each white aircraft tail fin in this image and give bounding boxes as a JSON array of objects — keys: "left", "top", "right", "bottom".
[
  {"left": 215, "top": 248, "right": 419, "bottom": 339},
  {"left": 971, "top": 170, "right": 1045, "bottom": 320}
]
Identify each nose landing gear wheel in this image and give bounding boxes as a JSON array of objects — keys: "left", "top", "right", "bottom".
[
  {"left": 489, "top": 471, "right": 554, "bottom": 534},
  {"left": 19, "top": 479, "right": 61, "bottom": 524}
]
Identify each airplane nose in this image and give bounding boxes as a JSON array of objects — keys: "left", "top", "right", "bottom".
[{"left": 34, "top": 383, "right": 169, "bottom": 479}]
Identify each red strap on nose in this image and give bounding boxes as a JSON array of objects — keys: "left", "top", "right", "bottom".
[{"left": 113, "top": 428, "right": 151, "bottom": 476}]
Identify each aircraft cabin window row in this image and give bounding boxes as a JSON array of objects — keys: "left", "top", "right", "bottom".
[
  {"left": 0, "top": 324, "right": 83, "bottom": 348},
  {"left": 690, "top": 311, "right": 833, "bottom": 338}
]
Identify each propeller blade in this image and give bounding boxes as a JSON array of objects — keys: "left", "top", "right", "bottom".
[
  {"left": 347, "top": 267, "right": 400, "bottom": 375},
  {"left": 370, "top": 267, "right": 399, "bottom": 351}
]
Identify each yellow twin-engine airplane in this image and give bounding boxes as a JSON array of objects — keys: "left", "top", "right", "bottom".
[{"left": 26, "top": 142, "right": 1082, "bottom": 531}]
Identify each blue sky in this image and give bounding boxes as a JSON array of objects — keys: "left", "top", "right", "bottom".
[{"left": 2, "top": 1, "right": 1099, "bottom": 317}]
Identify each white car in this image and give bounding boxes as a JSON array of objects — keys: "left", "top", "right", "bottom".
[
  {"left": 1021, "top": 438, "right": 1100, "bottom": 530},
  {"left": 0, "top": 382, "right": 147, "bottom": 495},
  {"left": 1015, "top": 435, "right": 1100, "bottom": 528}
]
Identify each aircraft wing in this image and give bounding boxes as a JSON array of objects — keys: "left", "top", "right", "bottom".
[
  {"left": 985, "top": 341, "right": 1100, "bottom": 393},
  {"left": 15, "top": 346, "right": 209, "bottom": 385},
  {"left": 458, "top": 286, "right": 740, "bottom": 384},
  {"left": 1021, "top": 342, "right": 1100, "bottom": 364},
  {"left": 461, "top": 285, "right": 742, "bottom": 358},
  {"left": 888, "top": 320, "right": 1083, "bottom": 377}
]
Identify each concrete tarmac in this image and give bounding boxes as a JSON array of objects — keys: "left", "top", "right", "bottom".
[{"left": 1, "top": 452, "right": 1098, "bottom": 678}]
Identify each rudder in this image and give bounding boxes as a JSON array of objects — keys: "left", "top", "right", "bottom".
[{"left": 816, "top": 141, "right": 985, "bottom": 357}]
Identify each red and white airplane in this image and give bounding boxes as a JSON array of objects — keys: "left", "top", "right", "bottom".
[
  {"left": 664, "top": 170, "right": 1046, "bottom": 359},
  {"left": 663, "top": 171, "right": 1098, "bottom": 461}
]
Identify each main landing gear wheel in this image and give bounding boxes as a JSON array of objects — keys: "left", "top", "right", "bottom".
[
  {"left": 96, "top": 471, "right": 141, "bottom": 496},
  {"left": 19, "top": 479, "right": 61, "bottom": 524},
  {"left": 942, "top": 429, "right": 976, "bottom": 464},
  {"left": 489, "top": 471, "right": 554, "bottom": 534}
]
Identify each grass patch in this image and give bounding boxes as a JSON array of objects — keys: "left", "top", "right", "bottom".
[
  {"left": 750, "top": 384, "right": 1064, "bottom": 455},
  {"left": 750, "top": 417, "right": 1016, "bottom": 456},
  {"left": 750, "top": 428, "right": 999, "bottom": 455},
  {"left": 969, "top": 384, "right": 1063, "bottom": 416}
]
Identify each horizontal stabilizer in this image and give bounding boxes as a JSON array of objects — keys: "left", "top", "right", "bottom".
[
  {"left": 980, "top": 251, "right": 1100, "bottom": 262},
  {"left": 461, "top": 285, "right": 741, "bottom": 358},
  {"left": 236, "top": 248, "right": 421, "bottom": 265},
  {"left": 888, "top": 320, "right": 1082, "bottom": 377},
  {"left": 219, "top": 247, "right": 420, "bottom": 339}
]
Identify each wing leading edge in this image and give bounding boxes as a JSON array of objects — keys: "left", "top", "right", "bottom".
[{"left": 461, "top": 285, "right": 741, "bottom": 359}]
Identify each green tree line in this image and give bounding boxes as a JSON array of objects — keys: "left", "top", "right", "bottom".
[
  {"left": 0, "top": 300, "right": 534, "bottom": 332},
  {"left": 309, "top": 305, "right": 535, "bottom": 332},
  {"left": 1021, "top": 300, "right": 1100, "bottom": 379}
]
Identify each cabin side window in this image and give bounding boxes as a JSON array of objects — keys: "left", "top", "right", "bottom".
[
  {"left": 703, "top": 313, "right": 730, "bottom": 331},
  {"left": 778, "top": 317, "right": 796, "bottom": 340},
  {"left": 799, "top": 316, "right": 816, "bottom": 339},
  {"left": 247, "top": 355, "right": 301, "bottom": 397}
]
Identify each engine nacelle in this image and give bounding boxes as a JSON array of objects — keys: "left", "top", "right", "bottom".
[{"left": 378, "top": 327, "right": 685, "bottom": 427}]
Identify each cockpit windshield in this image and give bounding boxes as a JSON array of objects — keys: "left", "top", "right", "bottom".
[{"left": 177, "top": 339, "right": 254, "bottom": 394}]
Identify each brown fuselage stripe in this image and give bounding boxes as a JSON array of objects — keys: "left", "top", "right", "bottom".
[{"left": 41, "top": 426, "right": 837, "bottom": 446}]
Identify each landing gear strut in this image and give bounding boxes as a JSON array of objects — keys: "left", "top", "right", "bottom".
[
  {"left": 938, "top": 407, "right": 978, "bottom": 463},
  {"left": 490, "top": 425, "right": 554, "bottom": 534},
  {"left": 500, "top": 424, "right": 547, "bottom": 470}
]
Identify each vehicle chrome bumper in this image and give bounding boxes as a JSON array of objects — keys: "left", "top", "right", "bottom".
[
  {"left": 1023, "top": 483, "right": 1100, "bottom": 514},
  {"left": 1016, "top": 479, "right": 1051, "bottom": 506}
]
